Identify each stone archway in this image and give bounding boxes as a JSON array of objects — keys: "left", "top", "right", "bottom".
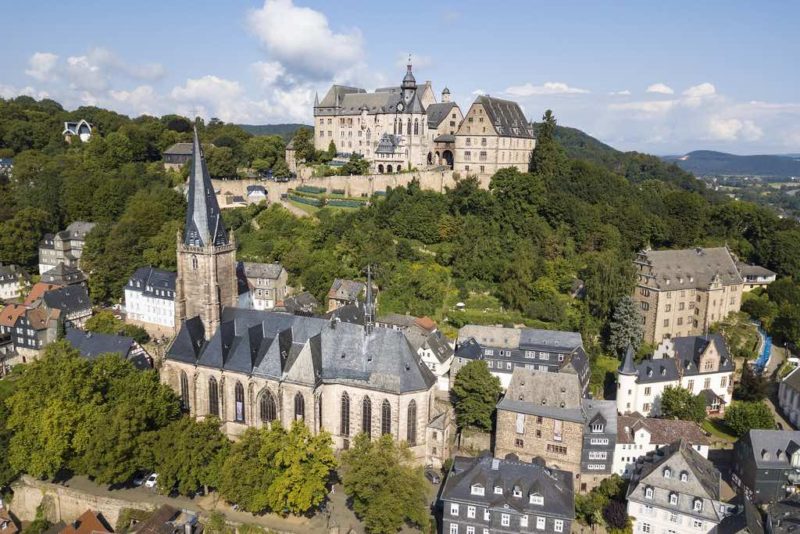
[
  {"left": 442, "top": 150, "right": 454, "bottom": 169},
  {"left": 378, "top": 164, "right": 384, "bottom": 174},
  {"left": 387, "top": 164, "right": 393, "bottom": 173},
  {"left": 427, "top": 152, "right": 433, "bottom": 165},
  {"left": 435, "top": 151, "right": 441, "bottom": 164}
]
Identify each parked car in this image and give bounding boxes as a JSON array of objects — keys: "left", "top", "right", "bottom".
[
  {"left": 144, "top": 473, "right": 159, "bottom": 488},
  {"left": 132, "top": 471, "right": 149, "bottom": 486},
  {"left": 425, "top": 469, "right": 441, "bottom": 484}
]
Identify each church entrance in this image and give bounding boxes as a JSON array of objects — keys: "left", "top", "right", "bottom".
[{"left": 442, "top": 150, "right": 454, "bottom": 169}]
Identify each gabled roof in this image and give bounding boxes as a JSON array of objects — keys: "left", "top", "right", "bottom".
[
  {"left": 328, "top": 279, "right": 365, "bottom": 302},
  {"left": 42, "top": 285, "right": 91, "bottom": 314},
  {"left": 471, "top": 96, "right": 534, "bottom": 138},
  {"left": 426, "top": 102, "right": 458, "bottom": 128},
  {"left": 617, "top": 414, "right": 710, "bottom": 446},
  {"left": 636, "top": 247, "right": 743, "bottom": 290},
  {"left": 0, "top": 304, "right": 27, "bottom": 328},
  {"left": 746, "top": 430, "right": 800, "bottom": 469},
  {"left": 65, "top": 327, "right": 134, "bottom": 361},
  {"left": 126, "top": 266, "right": 176, "bottom": 297},
  {"left": 497, "top": 368, "right": 584, "bottom": 422},
  {"left": 59, "top": 510, "right": 111, "bottom": 534},
  {"left": 41, "top": 263, "right": 86, "bottom": 286},
  {"left": 375, "top": 133, "right": 400, "bottom": 155},
  {"left": 24, "top": 282, "right": 64, "bottom": 306},
  {"left": 183, "top": 128, "right": 228, "bottom": 247},
  {"left": 163, "top": 142, "right": 193, "bottom": 156},
  {"left": 240, "top": 262, "right": 284, "bottom": 280},
  {"left": 23, "top": 306, "right": 60, "bottom": 330}
]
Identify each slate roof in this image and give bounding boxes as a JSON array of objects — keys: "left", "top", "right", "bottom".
[
  {"left": 240, "top": 262, "right": 284, "bottom": 280},
  {"left": 163, "top": 142, "right": 194, "bottom": 156},
  {"left": 65, "top": 221, "right": 96, "bottom": 237},
  {"left": 746, "top": 430, "right": 800, "bottom": 469},
  {"left": 41, "top": 263, "right": 86, "bottom": 286},
  {"left": 183, "top": 128, "right": 228, "bottom": 248},
  {"left": 433, "top": 134, "right": 455, "bottom": 143},
  {"left": 0, "top": 263, "right": 24, "bottom": 284},
  {"left": 636, "top": 247, "right": 743, "bottom": 290},
  {"left": 457, "top": 325, "right": 521, "bottom": 349},
  {"left": 629, "top": 334, "right": 733, "bottom": 383},
  {"left": 315, "top": 65, "right": 426, "bottom": 117},
  {"left": 441, "top": 455, "right": 574, "bottom": 519},
  {"left": 328, "top": 279, "right": 366, "bottom": 302},
  {"left": 421, "top": 330, "right": 453, "bottom": 364},
  {"left": 280, "top": 292, "right": 319, "bottom": 315},
  {"left": 619, "top": 345, "right": 637, "bottom": 375},
  {"left": 246, "top": 185, "right": 267, "bottom": 195},
  {"left": 375, "top": 133, "right": 400, "bottom": 155},
  {"left": 42, "top": 285, "right": 91, "bottom": 315},
  {"left": 24, "top": 282, "right": 63, "bottom": 306},
  {"left": 472, "top": 96, "right": 534, "bottom": 138},
  {"left": 426, "top": 102, "right": 458, "bottom": 128},
  {"left": 628, "top": 439, "right": 723, "bottom": 523},
  {"left": 583, "top": 399, "right": 618, "bottom": 435},
  {"left": 167, "top": 308, "right": 436, "bottom": 394},
  {"left": 65, "top": 328, "right": 134, "bottom": 361},
  {"left": 324, "top": 303, "right": 365, "bottom": 326},
  {"left": 497, "top": 368, "right": 584, "bottom": 422},
  {"left": 767, "top": 494, "right": 800, "bottom": 534},
  {"left": 125, "top": 266, "right": 176, "bottom": 300},
  {"left": 617, "top": 414, "right": 710, "bottom": 446},
  {"left": 457, "top": 325, "right": 582, "bottom": 352},
  {"left": 736, "top": 262, "right": 776, "bottom": 279}
]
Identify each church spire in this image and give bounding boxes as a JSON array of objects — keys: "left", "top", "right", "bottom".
[
  {"left": 365, "top": 265, "right": 375, "bottom": 334},
  {"left": 314, "top": 91, "right": 319, "bottom": 107},
  {"left": 619, "top": 345, "right": 637, "bottom": 375},
  {"left": 184, "top": 127, "right": 228, "bottom": 248}
]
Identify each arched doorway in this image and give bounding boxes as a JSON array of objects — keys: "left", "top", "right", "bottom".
[
  {"left": 377, "top": 164, "right": 384, "bottom": 174},
  {"left": 435, "top": 151, "right": 440, "bottom": 164},
  {"left": 427, "top": 152, "right": 433, "bottom": 165},
  {"left": 442, "top": 150, "right": 454, "bottom": 169},
  {"left": 387, "top": 164, "right": 393, "bottom": 173}
]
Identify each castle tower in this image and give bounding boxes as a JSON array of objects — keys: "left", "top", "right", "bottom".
[
  {"left": 616, "top": 345, "right": 638, "bottom": 415},
  {"left": 174, "top": 127, "right": 237, "bottom": 339},
  {"left": 401, "top": 57, "right": 417, "bottom": 107},
  {"left": 441, "top": 86, "right": 451, "bottom": 103}
]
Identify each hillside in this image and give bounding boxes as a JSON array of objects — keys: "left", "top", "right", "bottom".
[
  {"left": 663, "top": 150, "right": 800, "bottom": 178},
  {"left": 553, "top": 124, "right": 622, "bottom": 168},
  {"left": 237, "top": 123, "right": 311, "bottom": 141}
]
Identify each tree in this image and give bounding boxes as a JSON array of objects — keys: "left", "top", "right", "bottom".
[
  {"left": 735, "top": 364, "right": 768, "bottom": 401},
  {"left": 340, "top": 153, "right": 369, "bottom": 176},
  {"left": 603, "top": 500, "right": 630, "bottom": 532},
  {"left": 660, "top": 386, "right": 706, "bottom": 422},
  {"left": 724, "top": 401, "right": 775, "bottom": 437},
  {"left": 607, "top": 296, "right": 644, "bottom": 357},
  {"left": 218, "top": 428, "right": 275, "bottom": 513},
  {"left": 581, "top": 251, "right": 635, "bottom": 319},
  {"left": 529, "top": 110, "right": 567, "bottom": 178},
  {"left": 341, "top": 434, "right": 429, "bottom": 534},
  {"left": 205, "top": 146, "right": 237, "bottom": 179},
  {"left": 291, "top": 128, "right": 315, "bottom": 163},
  {"left": 451, "top": 360, "right": 502, "bottom": 431},
  {"left": 151, "top": 417, "right": 230, "bottom": 496},
  {"left": 85, "top": 310, "right": 150, "bottom": 344}
]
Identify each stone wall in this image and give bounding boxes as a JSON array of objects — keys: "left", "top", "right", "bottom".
[
  {"left": 9, "top": 476, "right": 153, "bottom": 526},
  {"left": 494, "top": 409, "right": 583, "bottom": 473}
]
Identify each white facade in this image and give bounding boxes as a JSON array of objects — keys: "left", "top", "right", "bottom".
[
  {"left": 0, "top": 279, "right": 22, "bottom": 300},
  {"left": 419, "top": 345, "right": 453, "bottom": 391},
  {"left": 779, "top": 368, "right": 800, "bottom": 427},
  {"left": 618, "top": 371, "right": 732, "bottom": 417},
  {"left": 613, "top": 427, "right": 709, "bottom": 478},
  {"left": 125, "top": 289, "right": 175, "bottom": 329},
  {"left": 628, "top": 500, "right": 718, "bottom": 534}
]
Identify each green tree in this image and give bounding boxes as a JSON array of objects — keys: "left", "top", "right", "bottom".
[
  {"left": 291, "top": 128, "right": 315, "bottom": 163},
  {"left": 205, "top": 146, "right": 237, "bottom": 179},
  {"left": 660, "top": 386, "right": 706, "bottom": 422},
  {"left": 451, "top": 360, "right": 502, "bottom": 431},
  {"left": 735, "top": 364, "right": 768, "bottom": 402},
  {"left": 341, "top": 434, "right": 429, "bottom": 534},
  {"left": 581, "top": 251, "right": 635, "bottom": 319},
  {"left": 218, "top": 428, "right": 276, "bottom": 513},
  {"left": 724, "top": 401, "right": 775, "bottom": 437},
  {"left": 85, "top": 310, "right": 150, "bottom": 344},
  {"left": 529, "top": 110, "right": 567, "bottom": 178},
  {"left": 340, "top": 153, "right": 369, "bottom": 176},
  {"left": 0, "top": 207, "right": 53, "bottom": 267},
  {"left": 607, "top": 296, "right": 644, "bottom": 357}
]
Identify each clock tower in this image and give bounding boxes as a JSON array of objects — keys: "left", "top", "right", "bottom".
[{"left": 401, "top": 58, "right": 417, "bottom": 107}]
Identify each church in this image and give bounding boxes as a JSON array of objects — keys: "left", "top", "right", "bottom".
[{"left": 162, "top": 130, "right": 449, "bottom": 465}]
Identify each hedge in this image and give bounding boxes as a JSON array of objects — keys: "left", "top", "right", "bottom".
[
  {"left": 296, "top": 185, "right": 327, "bottom": 194},
  {"left": 288, "top": 194, "right": 323, "bottom": 206},
  {"left": 327, "top": 198, "right": 366, "bottom": 208}
]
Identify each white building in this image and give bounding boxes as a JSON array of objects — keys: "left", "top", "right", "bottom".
[
  {"left": 246, "top": 185, "right": 267, "bottom": 204},
  {"left": 237, "top": 262, "right": 288, "bottom": 311},
  {"left": 617, "top": 335, "right": 734, "bottom": 417},
  {"left": 124, "top": 266, "right": 176, "bottom": 335},
  {"left": 38, "top": 221, "right": 96, "bottom": 275},
  {"left": 0, "top": 264, "right": 26, "bottom": 301},
  {"left": 62, "top": 119, "right": 92, "bottom": 143},
  {"left": 627, "top": 439, "right": 734, "bottom": 534},
  {"left": 614, "top": 414, "right": 710, "bottom": 478},
  {"left": 778, "top": 367, "right": 800, "bottom": 427}
]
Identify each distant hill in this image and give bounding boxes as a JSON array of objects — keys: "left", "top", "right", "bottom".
[
  {"left": 552, "top": 125, "right": 622, "bottom": 168},
  {"left": 662, "top": 150, "right": 800, "bottom": 178},
  {"left": 237, "top": 123, "right": 311, "bottom": 141}
]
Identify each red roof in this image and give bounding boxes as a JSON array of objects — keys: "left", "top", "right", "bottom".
[
  {"left": 415, "top": 316, "right": 437, "bottom": 332},
  {"left": 24, "top": 282, "right": 63, "bottom": 306},
  {"left": 60, "top": 510, "right": 112, "bottom": 534},
  {"left": 0, "top": 304, "right": 26, "bottom": 328}
]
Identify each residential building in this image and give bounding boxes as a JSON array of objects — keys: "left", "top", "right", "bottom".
[
  {"left": 12, "top": 306, "right": 59, "bottom": 361},
  {"left": 162, "top": 142, "right": 194, "bottom": 171},
  {"left": 426, "top": 410, "right": 454, "bottom": 468},
  {"left": 614, "top": 414, "right": 710, "bottom": 478},
  {"left": 627, "top": 439, "right": 732, "bottom": 534},
  {"left": 779, "top": 367, "right": 800, "bottom": 427},
  {"left": 277, "top": 291, "right": 319, "bottom": 315},
  {"left": 62, "top": 119, "right": 92, "bottom": 143},
  {"left": 377, "top": 314, "right": 453, "bottom": 390},
  {"left": 236, "top": 262, "right": 288, "bottom": 311},
  {"left": 174, "top": 128, "right": 237, "bottom": 338},
  {"left": 0, "top": 304, "right": 26, "bottom": 369},
  {"left": 246, "top": 185, "right": 267, "bottom": 204},
  {"left": 23, "top": 282, "right": 62, "bottom": 306},
  {"left": 440, "top": 455, "right": 574, "bottom": 534},
  {"left": 124, "top": 266, "right": 176, "bottom": 336},
  {"left": 717, "top": 497, "right": 764, "bottom": 534},
  {"left": 732, "top": 430, "right": 800, "bottom": 504},
  {"left": 59, "top": 510, "right": 112, "bottom": 534},
  {"left": 617, "top": 335, "right": 734, "bottom": 417},
  {"left": 494, "top": 368, "right": 617, "bottom": 491},
  {"left": 314, "top": 62, "right": 462, "bottom": 173},
  {"left": 128, "top": 505, "right": 202, "bottom": 534},
  {"left": 453, "top": 95, "right": 535, "bottom": 176},
  {"left": 633, "top": 247, "right": 772, "bottom": 343},
  {"left": 0, "top": 264, "right": 27, "bottom": 300},
  {"left": 40, "top": 263, "right": 86, "bottom": 287},
  {"left": 327, "top": 278, "right": 366, "bottom": 312},
  {"left": 42, "top": 285, "right": 92, "bottom": 328},
  {"left": 766, "top": 494, "right": 800, "bottom": 533},
  {"left": 38, "top": 221, "right": 96, "bottom": 275},
  {"left": 65, "top": 328, "right": 150, "bottom": 369},
  {"left": 736, "top": 261, "right": 777, "bottom": 292},
  {"left": 452, "top": 325, "right": 590, "bottom": 392}
]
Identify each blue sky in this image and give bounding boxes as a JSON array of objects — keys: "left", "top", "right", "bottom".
[{"left": 1, "top": 0, "right": 798, "bottom": 154}]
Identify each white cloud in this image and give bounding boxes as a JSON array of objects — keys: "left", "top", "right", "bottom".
[
  {"left": 251, "top": 61, "right": 287, "bottom": 88},
  {"left": 0, "top": 83, "right": 50, "bottom": 100},
  {"left": 505, "top": 81, "right": 589, "bottom": 97},
  {"left": 683, "top": 82, "right": 716, "bottom": 98},
  {"left": 472, "top": 89, "right": 485, "bottom": 96},
  {"left": 394, "top": 53, "right": 433, "bottom": 71},
  {"left": 708, "top": 117, "right": 763, "bottom": 141},
  {"left": 609, "top": 99, "right": 676, "bottom": 115},
  {"left": 646, "top": 83, "right": 674, "bottom": 95},
  {"left": 109, "top": 85, "right": 160, "bottom": 115},
  {"left": 609, "top": 89, "right": 631, "bottom": 96},
  {"left": 247, "top": 0, "right": 363, "bottom": 79},
  {"left": 25, "top": 52, "right": 59, "bottom": 82}
]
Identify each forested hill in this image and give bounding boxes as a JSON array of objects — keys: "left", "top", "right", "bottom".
[
  {"left": 553, "top": 125, "right": 621, "bottom": 168},
  {"left": 662, "top": 150, "right": 800, "bottom": 178},
  {"left": 237, "top": 123, "right": 310, "bottom": 141}
]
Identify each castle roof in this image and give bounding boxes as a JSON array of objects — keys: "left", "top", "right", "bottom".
[
  {"left": 635, "top": 247, "right": 743, "bottom": 290},
  {"left": 183, "top": 128, "right": 228, "bottom": 248},
  {"left": 471, "top": 96, "right": 534, "bottom": 139},
  {"left": 426, "top": 102, "right": 458, "bottom": 128}
]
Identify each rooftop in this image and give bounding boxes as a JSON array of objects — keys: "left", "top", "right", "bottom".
[
  {"left": 636, "top": 247, "right": 743, "bottom": 290},
  {"left": 617, "top": 413, "right": 710, "bottom": 446}
]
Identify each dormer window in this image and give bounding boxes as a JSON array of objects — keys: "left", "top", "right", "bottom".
[
  {"left": 512, "top": 486, "right": 522, "bottom": 498},
  {"left": 494, "top": 486, "right": 503, "bottom": 495},
  {"left": 669, "top": 493, "right": 678, "bottom": 506},
  {"left": 680, "top": 471, "right": 689, "bottom": 482},
  {"left": 530, "top": 493, "right": 543, "bottom": 505},
  {"left": 592, "top": 423, "right": 604, "bottom": 433},
  {"left": 645, "top": 487, "right": 653, "bottom": 499},
  {"left": 694, "top": 499, "right": 703, "bottom": 512},
  {"left": 663, "top": 468, "right": 671, "bottom": 479},
  {"left": 471, "top": 484, "right": 485, "bottom": 496}
]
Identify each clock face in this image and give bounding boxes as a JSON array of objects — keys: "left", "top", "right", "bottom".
[{"left": 397, "top": 102, "right": 405, "bottom": 112}]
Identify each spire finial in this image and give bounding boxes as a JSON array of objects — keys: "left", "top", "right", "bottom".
[{"left": 408, "top": 53, "right": 412, "bottom": 67}]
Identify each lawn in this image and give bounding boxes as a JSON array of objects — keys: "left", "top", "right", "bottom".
[
  {"left": 590, "top": 354, "right": 620, "bottom": 399},
  {"left": 702, "top": 418, "right": 737, "bottom": 443},
  {"left": 288, "top": 200, "right": 361, "bottom": 215}
]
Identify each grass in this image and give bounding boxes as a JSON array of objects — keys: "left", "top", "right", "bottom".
[
  {"left": 288, "top": 199, "right": 319, "bottom": 215},
  {"left": 702, "top": 418, "right": 737, "bottom": 442},
  {"left": 590, "top": 355, "right": 620, "bottom": 399}
]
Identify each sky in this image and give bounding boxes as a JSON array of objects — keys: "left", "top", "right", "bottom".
[{"left": 1, "top": 0, "right": 798, "bottom": 155}]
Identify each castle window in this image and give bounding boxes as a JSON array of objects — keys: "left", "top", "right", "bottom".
[
  {"left": 341, "top": 392, "right": 350, "bottom": 437},
  {"left": 407, "top": 400, "right": 417, "bottom": 445},
  {"left": 235, "top": 382, "right": 245, "bottom": 423},
  {"left": 381, "top": 399, "right": 391, "bottom": 435},
  {"left": 208, "top": 377, "right": 219, "bottom": 417},
  {"left": 407, "top": 120, "right": 412, "bottom": 135},
  {"left": 191, "top": 255, "right": 198, "bottom": 270},
  {"left": 179, "top": 371, "right": 190, "bottom": 412},
  {"left": 414, "top": 119, "right": 419, "bottom": 135},
  {"left": 294, "top": 392, "right": 305, "bottom": 420},
  {"left": 362, "top": 396, "right": 372, "bottom": 437},
  {"left": 260, "top": 390, "right": 277, "bottom": 423}
]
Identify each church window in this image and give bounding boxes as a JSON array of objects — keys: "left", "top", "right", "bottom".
[
  {"left": 341, "top": 392, "right": 351, "bottom": 437},
  {"left": 407, "top": 400, "right": 417, "bottom": 445},
  {"left": 397, "top": 119, "right": 402, "bottom": 134},
  {"left": 260, "top": 390, "right": 277, "bottom": 423},
  {"left": 407, "top": 120, "right": 412, "bottom": 135},
  {"left": 294, "top": 392, "right": 305, "bottom": 420},
  {"left": 235, "top": 382, "right": 245, "bottom": 423},
  {"left": 191, "top": 255, "right": 198, "bottom": 270},
  {"left": 180, "top": 371, "right": 190, "bottom": 411},
  {"left": 414, "top": 119, "right": 419, "bottom": 135},
  {"left": 362, "top": 396, "right": 372, "bottom": 437},
  {"left": 381, "top": 400, "right": 391, "bottom": 435},
  {"left": 208, "top": 377, "right": 219, "bottom": 417}
]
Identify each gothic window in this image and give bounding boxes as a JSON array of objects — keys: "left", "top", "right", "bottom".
[
  {"left": 381, "top": 399, "right": 391, "bottom": 435},
  {"left": 407, "top": 120, "right": 412, "bottom": 135},
  {"left": 413, "top": 119, "right": 419, "bottom": 135},
  {"left": 179, "top": 371, "right": 190, "bottom": 411},
  {"left": 407, "top": 400, "right": 417, "bottom": 445},
  {"left": 260, "top": 390, "right": 277, "bottom": 423},
  {"left": 341, "top": 392, "right": 350, "bottom": 437},
  {"left": 362, "top": 396, "right": 372, "bottom": 437},
  {"left": 397, "top": 119, "right": 402, "bottom": 135},
  {"left": 191, "top": 255, "right": 198, "bottom": 270},
  {"left": 294, "top": 392, "right": 305, "bottom": 420},
  {"left": 208, "top": 376, "right": 219, "bottom": 417},
  {"left": 235, "top": 382, "right": 245, "bottom": 423}
]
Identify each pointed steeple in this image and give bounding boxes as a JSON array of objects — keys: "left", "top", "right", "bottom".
[
  {"left": 314, "top": 91, "right": 319, "bottom": 107},
  {"left": 619, "top": 345, "right": 637, "bottom": 375},
  {"left": 184, "top": 127, "right": 228, "bottom": 248},
  {"left": 365, "top": 265, "right": 375, "bottom": 335}
]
